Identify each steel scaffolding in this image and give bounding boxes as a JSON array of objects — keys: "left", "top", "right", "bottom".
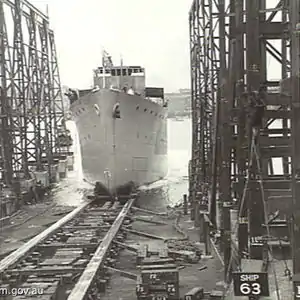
[
  {"left": 0, "top": 0, "right": 65, "bottom": 186},
  {"left": 189, "top": 0, "right": 222, "bottom": 224},
  {"left": 190, "top": 0, "right": 300, "bottom": 294}
]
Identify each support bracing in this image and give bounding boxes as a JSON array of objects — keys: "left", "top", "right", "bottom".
[
  {"left": 189, "top": 0, "right": 221, "bottom": 225},
  {"left": 290, "top": 0, "right": 300, "bottom": 297},
  {"left": 190, "top": 0, "right": 298, "bottom": 296},
  {"left": 0, "top": 0, "right": 67, "bottom": 190}
]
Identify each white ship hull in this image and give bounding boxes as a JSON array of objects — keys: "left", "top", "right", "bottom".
[{"left": 70, "top": 88, "right": 168, "bottom": 193}]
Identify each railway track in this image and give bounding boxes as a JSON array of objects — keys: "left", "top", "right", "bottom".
[
  {"left": 0, "top": 192, "right": 223, "bottom": 300},
  {"left": 0, "top": 194, "right": 137, "bottom": 300}
]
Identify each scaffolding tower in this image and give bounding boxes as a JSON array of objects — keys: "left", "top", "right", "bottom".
[
  {"left": 0, "top": 0, "right": 65, "bottom": 187},
  {"left": 190, "top": 0, "right": 300, "bottom": 296}
]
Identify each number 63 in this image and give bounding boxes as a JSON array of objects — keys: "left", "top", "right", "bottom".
[{"left": 240, "top": 283, "right": 261, "bottom": 295}]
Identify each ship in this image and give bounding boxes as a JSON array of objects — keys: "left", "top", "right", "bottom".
[{"left": 66, "top": 51, "right": 168, "bottom": 196}]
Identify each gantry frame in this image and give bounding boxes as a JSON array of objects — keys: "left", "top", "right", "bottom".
[
  {"left": 189, "top": 0, "right": 300, "bottom": 285},
  {"left": 0, "top": 0, "right": 65, "bottom": 185},
  {"left": 189, "top": 0, "right": 221, "bottom": 221}
]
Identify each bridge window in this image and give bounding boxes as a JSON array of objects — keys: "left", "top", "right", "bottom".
[{"left": 112, "top": 68, "right": 127, "bottom": 76}]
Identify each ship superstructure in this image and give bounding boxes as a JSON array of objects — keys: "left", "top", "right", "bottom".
[{"left": 67, "top": 51, "right": 168, "bottom": 195}]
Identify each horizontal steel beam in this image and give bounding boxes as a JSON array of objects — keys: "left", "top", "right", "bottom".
[
  {"left": 0, "top": 200, "right": 91, "bottom": 273},
  {"left": 256, "top": 136, "right": 290, "bottom": 147},
  {"left": 1, "top": 0, "right": 53, "bottom": 33},
  {"left": 264, "top": 110, "right": 291, "bottom": 118},
  {"left": 2, "top": 0, "right": 48, "bottom": 20},
  {"left": 232, "top": 136, "right": 290, "bottom": 147},
  {"left": 190, "top": 6, "right": 284, "bottom": 18},
  {"left": 236, "top": 93, "right": 289, "bottom": 107},
  {"left": 67, "top": 197, "right": 136, "bottom": 300},
  {"left": 233, "top": 180, "right": 291, "bottom": 191},
  {"left": 260, "top": 146, "right": 291, "bottom": 157},
  {"left": 261, "top": 128, "right": 291, "bottom": 134},
  {"left": 231, "top": 110, "right": 290, "bottom": 123},
  {"left": 22, "top": 0, "right": 48, "bottom": 20}
]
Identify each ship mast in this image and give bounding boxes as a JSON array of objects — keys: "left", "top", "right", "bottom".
[
  {"left": 101, "top": 50, "right": 106, "bottom": 89},
  {"left": 120, "top": 54, "right": 123, "bottom": 90},
  {"left": 101, "top": 49, "right": 113, "bottom": 89}
]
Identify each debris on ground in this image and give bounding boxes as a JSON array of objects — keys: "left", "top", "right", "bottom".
[
  {"left": 166, "top": 239, "right": 202, "bottom": 263},
  {"left": 198, "top": 265, "right": 208, "bottom": 271}
]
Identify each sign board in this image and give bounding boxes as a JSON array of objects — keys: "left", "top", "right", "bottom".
[
  {"left": 233, "top": 272, "right": 269, "bottom": 297},
  {"left": 151, "top": 296, "right": 166, "bottom": 300}
]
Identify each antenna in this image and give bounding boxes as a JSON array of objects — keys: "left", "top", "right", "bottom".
[
  {"left": 46, "top": 4, "right": 49, "bottom": 17},
  {"left": 102, "top": 49, "right": 106, "bottom": 89}
]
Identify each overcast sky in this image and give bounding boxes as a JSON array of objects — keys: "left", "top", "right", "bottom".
[{"left": 29, "top": 0, "right": 193, "bottom": 92}]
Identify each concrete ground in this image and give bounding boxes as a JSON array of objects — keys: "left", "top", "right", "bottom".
[
  {"left": 0, "top": 202, "right": 74, "bottom": 259},
  {"left": 225, "top": 259, "right": 293, "bottom": 300},
  {"left": 0, "top": 197, "right": 225, "bottom": 299},
  {"left": 226, "top": 206, "right": 293, "bottom": 299},
  {"left": 0, "top": 193, "right": 293, "bottom": 300},
  {"left": 101, "top": 206, "right": 224, "bottom": 300}
]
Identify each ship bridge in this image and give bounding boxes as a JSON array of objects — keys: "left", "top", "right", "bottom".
[{"left": 94, "top": 65, "right": 146, "bottom": 96}]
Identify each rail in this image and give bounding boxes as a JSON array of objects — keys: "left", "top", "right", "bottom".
[
  {"left": 0, "top": 200, "right": 91, "bottom": 273},
  {"left": 0, "top": 195, "right": 138, "bottom": 299},
  {"left": 67, "top": 198, "right": 135, "bottom": 300}
]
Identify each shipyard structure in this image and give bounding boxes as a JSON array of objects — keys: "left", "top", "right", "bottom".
[
  {"left": 189, "top": 0, "right": 300, "bottom": 298},
  {"left": 0, "top": 0, "right": 73, "bottom": 224},
  {"left": 2, "top": 0, "right": 300, "bottom": 299}
]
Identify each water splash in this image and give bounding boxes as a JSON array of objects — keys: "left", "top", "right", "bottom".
[
  {"left": 51, "top": 120, "right": 93, "bottom": 206},
  {"left": 138, "top": 118, "right": 191, "bottom": 207},
  {"left": 53, "top": 118, "right": 192, "bottom": 208}
]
